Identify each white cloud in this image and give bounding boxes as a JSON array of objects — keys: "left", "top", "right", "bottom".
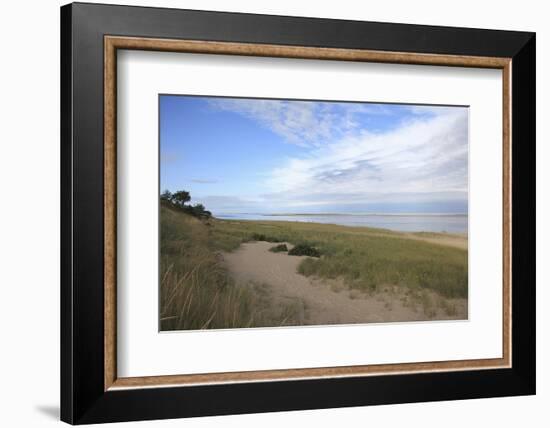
[
  {"left": 203, "top": 98, "right": 468, "bottom": 212},
  {"left": 207, "top": 98, "right": 393, "bottom": 147},
  {"left": 261, "top": 107, "right": 468, "bottom": 208},
  {"left": 190, "top": 178, "right": 218, "bottom": 184}
]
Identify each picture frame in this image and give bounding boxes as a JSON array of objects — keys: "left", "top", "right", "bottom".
[{"left": 60, "top": 2, "right": 535, "bottom": 424}]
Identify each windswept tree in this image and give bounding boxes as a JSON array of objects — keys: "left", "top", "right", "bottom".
[
  {"left": 160, "top": 189, "right": 172, "bottom": 202},
  {"left": 192, "top": 203, "right": 205, "bottom": 213},
  {"left": 162, "top": 189, "right": 212, "bottom": 219},
  {"left": 191, "top": 203, "right": 212, "bottom": 218},
  {"left": 170, "top": 190, "right": 191, "bottom": 208}
]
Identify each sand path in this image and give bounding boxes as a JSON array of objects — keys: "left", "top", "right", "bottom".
[{"left": 222, "top": 241, "right": 462, "bottom": 326}]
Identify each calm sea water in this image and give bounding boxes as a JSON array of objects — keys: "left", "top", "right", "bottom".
[{"left": 216, "top": 213, "right": 468, "bottom": 233}]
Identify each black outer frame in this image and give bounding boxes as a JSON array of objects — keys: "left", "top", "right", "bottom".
[{"left": 60, "top": 2, "right": 535, "bottom": 424}]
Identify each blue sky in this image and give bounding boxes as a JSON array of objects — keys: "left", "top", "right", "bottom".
[{"left": 160, "top": 95, "right": 468, "bottom": 214}]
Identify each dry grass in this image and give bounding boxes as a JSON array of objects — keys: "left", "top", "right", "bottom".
[
  {"left": 209, "top": 218, "right": 468, "bottom": 299},
  {"left": 160, "top": 203, "right": 468, "bottom": 330},
  {"left": 160, "top": 204, "right": 303, "bottom": 331}
]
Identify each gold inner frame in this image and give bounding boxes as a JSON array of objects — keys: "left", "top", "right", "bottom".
[{"left": 104, "top": 35, "right": 512, "bottom": 391}]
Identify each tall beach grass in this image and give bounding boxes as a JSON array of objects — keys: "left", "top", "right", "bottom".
[
  {"left": 160, "top": 203, "right": 468, "bottom": 330},
  {"left": 209, "top": 218, "right": 468, "bottom": 299},
  {"left": 160, "top": 204, "right": 303, "bottom": 330}
]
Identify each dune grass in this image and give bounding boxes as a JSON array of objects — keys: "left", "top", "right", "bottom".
[
  {"left": 160, "top": 204, "right": 303, "bottom": 331},
  {"left": 160, "top": 204, "right": 467, "bottom": 330},
  {"left": 209, "top": 218, "right": 468, "bottom": 299}
]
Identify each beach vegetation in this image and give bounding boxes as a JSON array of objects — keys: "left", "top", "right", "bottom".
[
  {"left": 160, "top": 201, "right": 468, "bottom": 330},
  {"left": 249, "top": 233, "right": 283, "bottom": 243},
  {"left": 208, "top": 218, "right": 468, "bottom": 299},
  {"left": 160, "top": 204, "right": 302, "bottom": 330},
  {"left": 269, "top": 244, "right": 288, "bottom": 253},
  {"left": 288, "top": 243, "right": 321, "bottom": 258},
  {"left": 161, "top": 189, "right": 212, "bottom": 219}
]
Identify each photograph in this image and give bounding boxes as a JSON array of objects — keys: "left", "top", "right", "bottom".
[
  {"left": 159, "top": 95, "right": 469, "bottom": 331},
  {"left": 55, "top": 2, "right": 536, "bottom": 424}
]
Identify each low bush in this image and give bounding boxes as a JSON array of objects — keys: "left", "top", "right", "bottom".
[
  {"left": 288, "top": 243, "right": 321, "bottom": 258},
  {"left": 269, "top": 244, "right": 288, "bottom": 253},
  {"left": 249, "top": 233, "right": 283, "bottom": 243}
]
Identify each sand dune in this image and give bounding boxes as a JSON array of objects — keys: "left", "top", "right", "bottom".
[{"left": 223, "top": 241, "right": 467, "bottom": 326}]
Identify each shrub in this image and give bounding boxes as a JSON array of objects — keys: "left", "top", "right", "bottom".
[
  {"left": 297, "top": 258, "right": 319, "bottom": 276},
  {"left": 250, "top": 233, "right": 282, "bottom": 243},
  {"left": 269, "top": 244, "right": 288, "bottom": 253},
  {"left": 288, "top": 243, "right": 321, "bottom": 258}
]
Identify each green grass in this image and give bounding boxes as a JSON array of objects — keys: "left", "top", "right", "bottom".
[
  {"left": 249, "top": 233, "right": 283, "bottom": 243},
  {"left": 160, "top": 203, "right": 303, "bottom": 330},
  {"left": 209, "top": 217, "right": 468, "bottom": 299},
  {"left": 160, "top": 203, "right": 468, "bottom": 330}
]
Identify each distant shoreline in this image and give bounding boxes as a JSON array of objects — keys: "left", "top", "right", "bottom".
[
  {"left": 215, "top": 217, "right": 467, "bottom": 235},
  {"left": 214, "top": 212, "right": 468, "bottom": 234},
  {"left": 217, "top": 212, "right": 468, "bottom": 217}
]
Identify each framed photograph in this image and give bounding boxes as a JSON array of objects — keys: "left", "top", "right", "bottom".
[{"left": 60, "top": 2, "right": 536, "bottom": 424}]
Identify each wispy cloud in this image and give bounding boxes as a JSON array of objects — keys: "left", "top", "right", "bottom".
[
  {"left": 258, "top": 106, "right": 468, "bottom": 210},
  {"left": 171, "top": 97, "right": 468, "bottom": 213},
  {"left": 190, "top": 178, "right": 218, "bottom": 184},
  {"left": 207, "top": 98, "right": 396, "bottom": 147}
]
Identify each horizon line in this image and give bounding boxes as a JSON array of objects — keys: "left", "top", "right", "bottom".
[{"left": 216, "top": 212, "right": 468, "bottom": 217}]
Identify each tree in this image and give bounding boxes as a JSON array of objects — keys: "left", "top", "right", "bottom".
[
  {"left": 193, "top": 203, "right": 206, "bottom": 213},
  {"left": 170, "top": 190, "right": 190, "bottom": 207},
  {"left": 161, "top": 189, "right": 212, "bottom": 219},
  {"left": 191, "top": 203, "right": 212, "bottom": 219}
]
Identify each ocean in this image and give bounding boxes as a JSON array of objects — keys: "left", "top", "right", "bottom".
[{"left": 215, "top": 213, "right": 468, "bottom": 234}]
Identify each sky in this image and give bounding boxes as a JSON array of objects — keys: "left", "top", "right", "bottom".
[{"left": 160, "top": 95, "right": 468, "bottom": 215}]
